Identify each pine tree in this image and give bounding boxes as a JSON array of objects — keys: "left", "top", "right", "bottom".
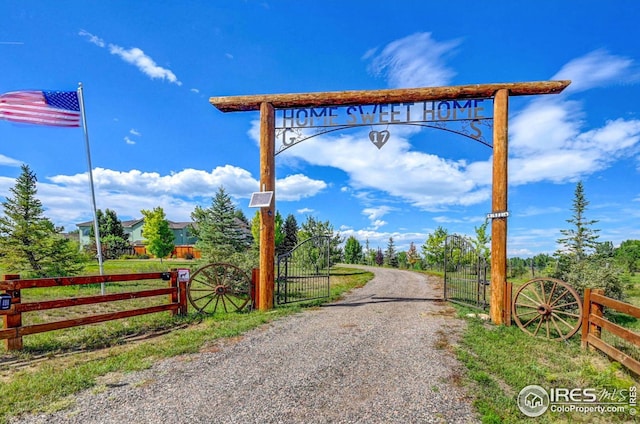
[
  {"left": 282, "top": 214, "right": 298, "bottom": 253},
  {"left": 190, "top": 186, "right": 250, "bottom": 262},
  {"left": 0, "top": 165, "right": 86, "bottom": 276},
  {"left": 385, "top": 237, "right": 398, "bottom": 268},
  {"left": 141, "top": 207, "right": 175, "bottom": 262},
  {"left": 88, "top": 208, "right": 129, "bottom": 259},
  {"left": 554, "top": 181, "right": 624, "bottom": 299},
  {"left": 556, "top": 181, "right": 600, "bottom": 263}
]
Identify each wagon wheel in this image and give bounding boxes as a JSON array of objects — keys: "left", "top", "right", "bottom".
[
  {"left": 512, "top": 277, "right": 583, "bottom": 341},
  {"left": 187, "top": 263, "right": 253, "bottom": 314}
]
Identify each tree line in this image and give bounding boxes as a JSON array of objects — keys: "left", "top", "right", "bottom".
[
  {"left": 342, "top": 182, "right": 639, "bottom": 300},
  {"left": 1, "top": 165, "right": 637, "bottom": 299}
]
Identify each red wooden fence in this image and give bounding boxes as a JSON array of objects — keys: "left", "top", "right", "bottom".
[
  {"left": 0, "top": 271, "right": 188, "bottom": 351},
  {"left": 581, "top": 288, "right": 640, "bottom": 376}
]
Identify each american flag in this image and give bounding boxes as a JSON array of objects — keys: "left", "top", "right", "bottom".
[{"left": 0, "top": 90, "right": 81, "bottom": 127}]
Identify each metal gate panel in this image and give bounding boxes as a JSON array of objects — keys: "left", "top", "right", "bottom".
[
  {"left": 444, "top": 234, "right": 489, "bottom": 309},
  {"left": 276, "top": 236, "right": 330, "bottom": 305}
]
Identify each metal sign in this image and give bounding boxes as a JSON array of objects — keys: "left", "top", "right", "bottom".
[
  {"left": 487, "top": 211, "right": 510, "bottom": 219},
  {"left": 275, "top": 99, "right": 494, "bottom": 154},
  {"left": 177, "top": 268, "right": 190, "bottom": 283}
]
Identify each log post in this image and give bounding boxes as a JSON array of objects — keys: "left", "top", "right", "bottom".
[
  {"left": 589, "top": 288, "right": 605, "bottom": 350},
  {"left": 259, "top": 102, "right": 276, "bottom": 311},
  {"left": 2, "top": 274, "right": 22, "bottom": 350},
  {"left": 490, "top": 89, "right": 509, "bottom": 325}
]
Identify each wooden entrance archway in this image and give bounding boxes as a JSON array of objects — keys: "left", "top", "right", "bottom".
[{"left": 210, "top": 80, "right": 570, "bottom": 324}]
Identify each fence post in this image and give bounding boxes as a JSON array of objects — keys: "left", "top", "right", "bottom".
[
  {"left": 178, "top": 272, "right": 188, "bottom": 316},
  {"left": 169, "top": 269, "right": 178, "bottom": 316},
  {"left": 252, "top": 268, "right": 260, "bottom": 309},
  {"left": 589, "top": 289, "right": 604, "bottom": 347},
  {"left": 581, "top": 288, "right": 591, "bottom": 348},
  {"left": 2, "top": 274, "right": 22, "bottom": 351}
]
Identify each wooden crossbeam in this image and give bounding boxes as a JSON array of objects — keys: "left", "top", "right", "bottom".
[{"left": 210, "top": 80, "right": 570, "bottom": 112}]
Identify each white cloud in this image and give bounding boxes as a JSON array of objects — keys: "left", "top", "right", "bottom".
[
  {"left": 367, "top": 32, "right": 461, "bottom": 88},
  {"left": 79, "top": 30, "right": 181, "bottom": 86},
  {"left": 78, "top": 30, "right": 105, "bottom": 47},
  {"left": 271, "top": 127, "right": 489, "bottom": 211},
  {"left": 190, "top": 88, "right": 200, "bottom": 94},
  {"left": 108, "top": 45, "right": 181, "bottom": 86},
  {"left": 37, "top": 166, "right": 326, "bottom": 229},
  {"left": 553, "top": 49, "right": 638, "bottom": 94},
  {"left": 370, "top": 219, "right": 387, "bottom": 230},
  {"left": 362, "top": 206, "right": 393, "bottom": 221},
  {"left": 129, "top": 129, "right": 141, "bottom": 136},
  {"left": 297, "top": 208, "right": 314, "bottom": 214},
  {"left": 276, "top": 174, "right": 327, "bottom": 201},
  {"left": 124, "top": 136, "right": 136, "bottom": 145},
  {"left": 0, "top": 154, "right": 22, "bottom": 167}
]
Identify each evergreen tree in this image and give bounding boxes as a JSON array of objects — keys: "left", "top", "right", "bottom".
[
  {"left": 0, "top": 165, "right": 86, "bottom": 277},
  {"left": 282, "top": 214, "right": 298, "bottom": 253},
  {"left": 555, "top": 181, "right": 624, "bottom": 299},
  {"left": 556, "top": 181, "right": 600, "bottom": 262},
  {"left": 190, "top": 186, "right": 251, "bottom": 262},
  {"left": 141, "top": 207, "right": 174, "bottom": 262},
  {"left": 88, "top": 208, "right": 129, "bottom": 259},
  {"left": 343, "top": 236, "right": 363, "bottom": 264},
  {"left": 385, "top": 237, "right": 398, "bottom": 268}
]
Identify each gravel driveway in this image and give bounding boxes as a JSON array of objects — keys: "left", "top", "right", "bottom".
[{"left": 14, "top": 266, "right": 479, "bottom": 424}]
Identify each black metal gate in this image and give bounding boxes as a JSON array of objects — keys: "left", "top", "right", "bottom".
[
  {"left": 444, "top": 234, "right": 489, "bottom": 309},
  {"left": 276, "top": 236, "right": 331, "bottom": 305}
]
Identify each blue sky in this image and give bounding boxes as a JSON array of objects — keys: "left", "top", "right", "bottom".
[{"left": 1, "top": 1, "right": 639, "bottom": 257}]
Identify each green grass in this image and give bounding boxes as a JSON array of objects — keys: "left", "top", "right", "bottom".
[
  {"left": 0, "top": 265, "right": 372, "bottom": 424},
  {"left": 453, "top": 304, "right": 638, "bottom": 423}
]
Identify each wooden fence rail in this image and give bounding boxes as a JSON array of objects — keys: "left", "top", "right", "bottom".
[
  {"left": 581, "top": 287, "right": 640, "bottom": 376},
  {"left": 0, "top": 270, "right": 188, "bottom": 351}
]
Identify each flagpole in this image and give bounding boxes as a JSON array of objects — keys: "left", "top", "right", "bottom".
[{"left": 77, "top": 83, "right": 105, "bottom": 292}]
